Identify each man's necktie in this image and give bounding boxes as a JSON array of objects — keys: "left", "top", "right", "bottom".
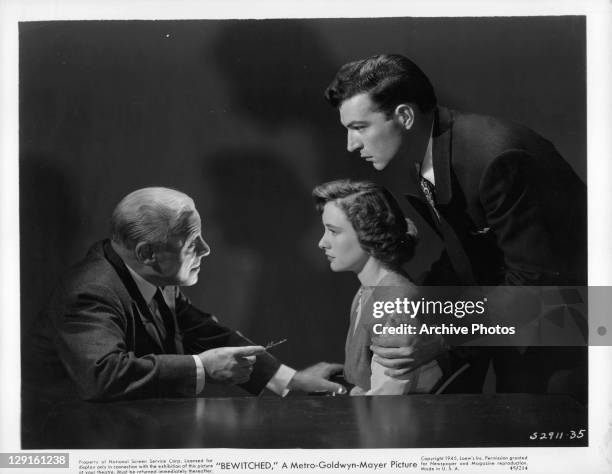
[
  {"left": 153, "top": 288, "right": 177, "bottom": 353},
  {"left": 420, "top": 177, "right": 440, "bottom": 221}
]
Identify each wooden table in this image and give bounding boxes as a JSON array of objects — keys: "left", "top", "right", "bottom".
[{"left": 25, "top": 394, "right": 587, "bottom": 449}]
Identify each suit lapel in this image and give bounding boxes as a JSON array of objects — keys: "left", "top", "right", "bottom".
[
  {"left": 432, "top": 108, "right": 477, "bottom": 284},
  {"left": 103, "top": 240, "right": 167, "bottom": 352},
  {"left": 404, "top": 108, "right": 476, "bottom": 284},
  {"left": 159, "top": 286, "right": 184, "bottom": 354},
  {"left": 432, "top": 106, "right": 453, "bottom": 205},
  {"left": 402, "top": 107, "right": 453, "bottom": 233}
]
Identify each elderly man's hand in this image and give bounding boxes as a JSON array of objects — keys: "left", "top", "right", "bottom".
[
  {"left": 198, "top": 346, "right": 265, "bottom": 384},
  {"left": 288, "top": 362, "right": 347, "bottom": 395},
  {"left": 370, "top": 333, "right": 446, "bottom": 377}
]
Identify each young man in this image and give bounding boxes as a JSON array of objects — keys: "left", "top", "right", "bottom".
[{"left": 325, "top": 54, "right": 587, "bottom": 395}]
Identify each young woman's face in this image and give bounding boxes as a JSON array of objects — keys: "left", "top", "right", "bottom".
[{"left": 318, "top": 202, "right": 369, "bottom": 273}]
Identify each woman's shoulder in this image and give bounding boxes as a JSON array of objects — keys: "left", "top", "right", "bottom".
[{"left": 375, "top": 271, "right": 419, "bottom": 298}]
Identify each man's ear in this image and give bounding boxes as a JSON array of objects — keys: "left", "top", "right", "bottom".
[
  {"left": 134, "top": 242, "right": 156, "bottom": 265},
  {"left": 394, "top": 104, "right": 415, "bottom": 130}
]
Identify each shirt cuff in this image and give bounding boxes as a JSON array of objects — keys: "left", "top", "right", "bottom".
[
  {"left": 367, "top": 359, "right": 443, "bottom": 395},
  {"left": 265, "top": 364, "right": 296, "bottom": 397},
  {"left": 192, "top": 355, "right": 205, "bottom": 395}
]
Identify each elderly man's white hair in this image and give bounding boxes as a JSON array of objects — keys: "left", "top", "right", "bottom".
[{"left": 111, "top": 187, "right": 197, "bottom": 250}]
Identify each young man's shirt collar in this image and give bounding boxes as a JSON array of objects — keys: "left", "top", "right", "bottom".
[{"left": 420, "top": 127, "right": 435, "bottom": 185}]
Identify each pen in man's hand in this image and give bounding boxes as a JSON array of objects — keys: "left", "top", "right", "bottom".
[{"left": 264, "top": 338, "right": 287, "bottom": 350}]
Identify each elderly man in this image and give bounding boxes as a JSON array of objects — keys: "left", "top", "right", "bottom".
[
  {"left": 324, "top": 54, "right": 587, "bottom": 395},
  {"left": 23, "top": 187, "right": 344, "bottom": 406}
]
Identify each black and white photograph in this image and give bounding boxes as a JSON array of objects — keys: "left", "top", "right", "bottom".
[{"left": 1, "top": 1, "right": 610, "bottom": 473}]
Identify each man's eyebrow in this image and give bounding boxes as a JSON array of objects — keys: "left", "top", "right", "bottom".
[
  {"left": 324, "top": 223, "right": 342, "bottom": 230},
  {"left": 186, "top": 231, "right": 200, "bottom": 242},
  {"left": 345, "top": 120, "right": 367, "bottom": 128}
]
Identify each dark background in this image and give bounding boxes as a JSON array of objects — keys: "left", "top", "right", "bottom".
[{"left": 19, "top": 17, "right": 586, "bottom": 370}]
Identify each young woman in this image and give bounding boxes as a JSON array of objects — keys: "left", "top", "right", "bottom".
[{"left": 313, "top": 179, "right": 443, "bottom": 395}]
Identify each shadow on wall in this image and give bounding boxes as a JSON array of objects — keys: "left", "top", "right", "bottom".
[
  {"left": 210, "top": 19, "right": 439, "bottom": 282},
  {"left": 19, "top": 153, "right": 84, "bottom": 335},
  {"left": 202, "top": 148, "right": 350, "bottom": 367},
  {"left": 203, "top": 20, "right": 368, "bottom": 366},
  {"left": 211, "top": 20, "right": 333, "bottom": 127},
  {"left": 210, "top": 19, "right": 373, "bottom": 181}
]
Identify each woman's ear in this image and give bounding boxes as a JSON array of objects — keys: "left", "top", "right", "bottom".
[
  {"left": 134, "top": 242, "right": 156, "bottom": 265},
  {"left": 394, "top": 103, "right": 415, "bottom": 130}
]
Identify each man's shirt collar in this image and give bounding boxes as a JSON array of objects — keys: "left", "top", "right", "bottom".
[
  {"left": 125, "top": 263, "right": 158, "bottom": 304},
  {"left": 420, "top": 126, "right": 435, "bottom": 185}
]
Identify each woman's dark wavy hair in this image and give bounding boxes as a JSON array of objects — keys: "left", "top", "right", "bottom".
[
  {"left": 313, "top": 179, "right": 418, "bottom": 271},
  {"left": 324, "top": 54, "right": 437, "bottom": 116}
]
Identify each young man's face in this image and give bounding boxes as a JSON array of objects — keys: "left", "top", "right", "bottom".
[{"left": 339, "top": 92, "right": 405, "bottom": 171}]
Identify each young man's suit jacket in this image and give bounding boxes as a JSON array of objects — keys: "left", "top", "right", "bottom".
[
  {"left": 405, "top": 106, "right": 586, "bottom": 287},
  {"left": 401, "top": 107, "right": 587, "bottom": 394},
  {"left": 24, "top": 240, "right": 280, "bottom": 404}
]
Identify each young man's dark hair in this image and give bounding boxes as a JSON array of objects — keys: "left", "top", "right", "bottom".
[{"left": 324, "top": 53, "right": 437, "bottom": 115}]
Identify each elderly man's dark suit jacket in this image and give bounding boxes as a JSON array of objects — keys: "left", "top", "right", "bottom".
[
  {"left": 23, "top": 240, "right": 280, "bottom": 406},
  {"left": 401, "top": 107, "right": 587, "bottom": 394}
]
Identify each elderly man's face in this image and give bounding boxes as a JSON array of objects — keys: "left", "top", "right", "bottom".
[
  {"left": 339, "top": 92, "right": 405, "bottom": 171},
  {"left": 155, "top": 211, "right": 211, "bottom": 286}
]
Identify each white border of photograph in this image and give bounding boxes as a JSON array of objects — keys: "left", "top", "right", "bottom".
[{"left": 1, "top": 1, "right": 610, "bottom": 473}]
